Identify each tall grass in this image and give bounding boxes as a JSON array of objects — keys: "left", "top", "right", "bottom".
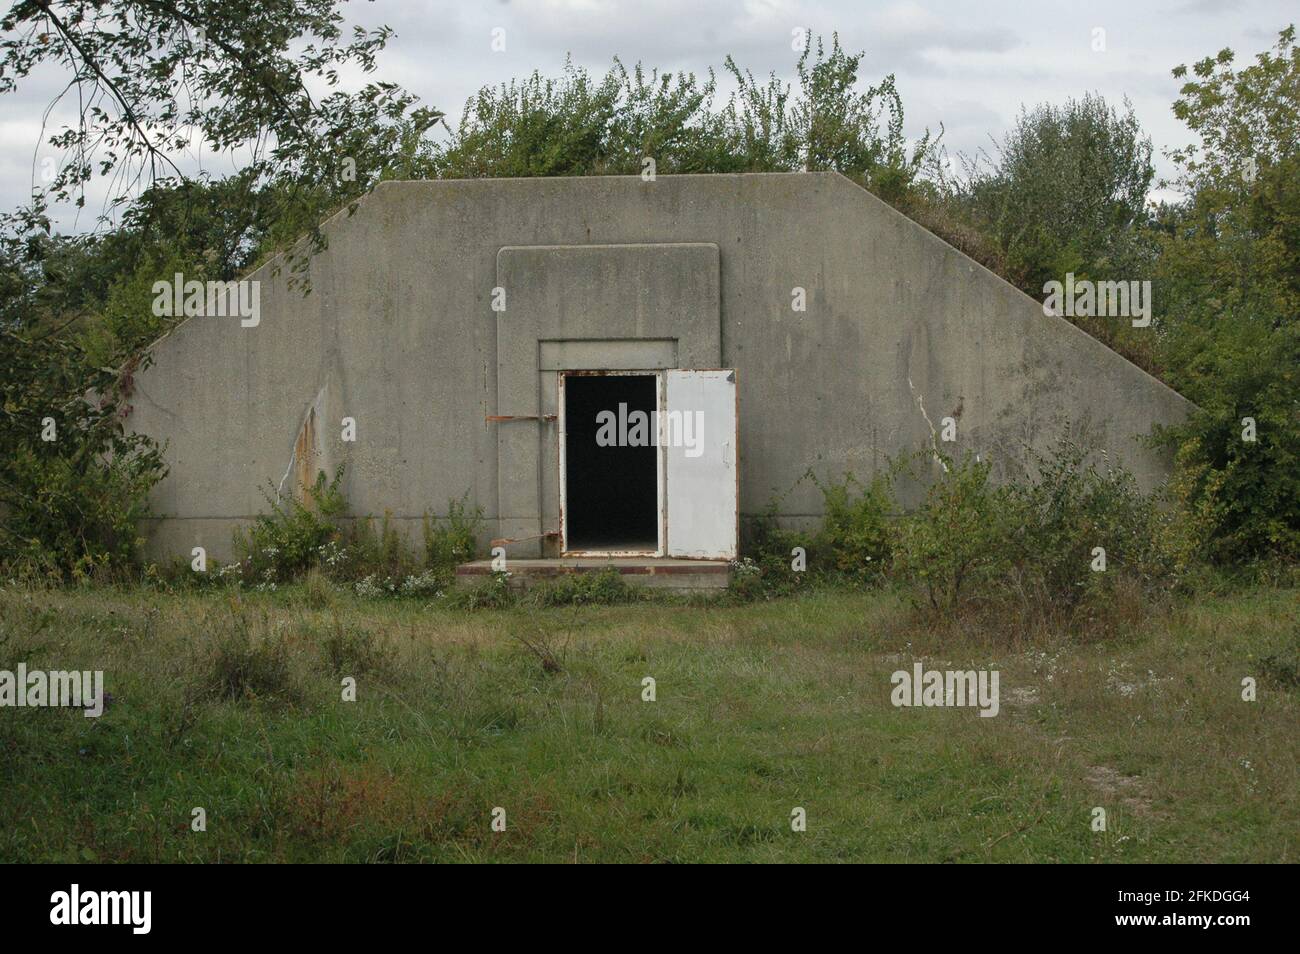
[{"left": 0, "top": 581, "right": 1294, "bottom": 862}]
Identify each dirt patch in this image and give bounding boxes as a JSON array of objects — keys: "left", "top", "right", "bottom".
[{"left": 1085, "top": 765, "right": 1157, "bottom": 819}]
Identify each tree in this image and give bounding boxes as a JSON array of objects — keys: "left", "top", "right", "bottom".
[
  {"left": 1, "top": 1, "right": 436, "bottom": 238},
  {"left": 1155, "top": 26, "right": 1300, "bottom": 564},
  {"left": 0, "top": 244, "right": 167, "bottom": 578},
  {"left": 0, "top": 0, "right": 436, "bottom": 576},
  {"left": 948, "top": 93, "right": 1154, "bottom": 293}
]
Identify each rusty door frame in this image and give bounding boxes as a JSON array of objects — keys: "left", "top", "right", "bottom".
[{"left": 558, "top": 369, "right": 665, "bottom": 558}]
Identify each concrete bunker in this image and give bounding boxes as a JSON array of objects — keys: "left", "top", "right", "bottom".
[{"left": 122, "top": 173, "right": 1195, "bottom": 589}]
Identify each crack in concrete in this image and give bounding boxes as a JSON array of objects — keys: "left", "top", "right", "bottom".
[{"left": 908, "top": 376, "right": 949, "bottom": 473}]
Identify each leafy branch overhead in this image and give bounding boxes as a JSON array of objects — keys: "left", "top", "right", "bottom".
[{"left": 1, "top": 0, "right": 439, "bottom": 256}]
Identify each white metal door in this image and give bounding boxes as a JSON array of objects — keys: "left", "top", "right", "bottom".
[{"left": 664, "top": 369, "right": 738, "bottom": 559}]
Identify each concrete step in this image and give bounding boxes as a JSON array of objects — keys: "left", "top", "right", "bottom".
[{"left": 455, "top": 557, "right": 731, "bottom": 591}]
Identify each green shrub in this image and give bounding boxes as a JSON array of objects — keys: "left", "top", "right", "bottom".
[
  {"left": 337, "top": 511, "right": 422, "bottom": 583},
  {"left": 1162, "top": 391, "right": 1300, "bottom": 566},
  {"left": 893, "top": 453, "right": 1021, "bottom": 612},
  {"left": 0, "top": 330, "right": 167, "bottom": 582},
  {"left": 423, "top": 496, "right": 482, "bottom": 572},
  {"left": 944, "top": 93, "right": 1154, "bottom": 300},
  {"left": 745, "top": 498, "right": 802, "bottom": 561},
  {"left": 2, "top": 436, "right": 165, "bottom": 582},
  {"left": 734, "top": 496, "right": 819, "bottom": 601},
  {"left": 809, "top": 471, "right": 894, "bottom": 581},
  {"left": 235, "top": 468, "right": 347, "bottom": 585},
  {"left": 1152, "top": 28, "right": 1300, "bottom": 567},
  {"left": 442, "top": 572, "right": 514, "bottom": 610},
  {"left": 723, "top": 555, "right": 803, "bottom": 602},
  {"left": 1015, "top": 441, "right": 1167, "bottom": 605},
  {"left": 314, "top": 498, "right": 482, "bottom": 594},
  {"left": 738, "top": 470, "right": 895, "bottom": 599},
  {"left": 231, "top": 479, "right": 485, "bottom": 596},
  {"left": 892, "top": 440, "right": 1179, "bottom": 633},
  {"left": 433, "top": 36, "right": 935, "bottom": 192}
]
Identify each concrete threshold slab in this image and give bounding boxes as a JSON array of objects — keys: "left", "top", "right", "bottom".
[{"left": 455, "top": 557, "right": 731, "bottom": 591}]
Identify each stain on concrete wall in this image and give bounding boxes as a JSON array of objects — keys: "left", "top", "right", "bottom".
[{"left": 292, "top": 406, "right": 319, "bottom": 503}]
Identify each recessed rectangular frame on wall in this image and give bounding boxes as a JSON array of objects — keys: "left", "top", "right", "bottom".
[{"left": 495, "top": 243, "right": 722, "bottom": 557}]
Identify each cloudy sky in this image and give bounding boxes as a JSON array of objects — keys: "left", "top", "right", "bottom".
[{"left": 2, "top": 0, "right": 1293, "bottom": 231}]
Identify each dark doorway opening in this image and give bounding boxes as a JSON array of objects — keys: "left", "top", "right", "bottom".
[{"left": 563, "top": 373, "right": 658, "bottom": 552}]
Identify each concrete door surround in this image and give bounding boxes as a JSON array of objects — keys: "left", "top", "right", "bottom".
[{"left": 495, "top": 243, "right": 722, "bottom": 557}]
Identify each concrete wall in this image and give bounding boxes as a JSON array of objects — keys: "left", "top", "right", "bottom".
[{"left": 127, "top": 173, "right": 1193, "bottom": 562}]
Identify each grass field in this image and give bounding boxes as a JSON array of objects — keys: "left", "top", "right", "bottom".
[{"left": 0, "top": 581, "right": 1296, "bottom": 862}]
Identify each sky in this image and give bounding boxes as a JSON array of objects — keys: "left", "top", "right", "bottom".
[{"left": 1, "top": 0, "right": 1294, "bottom": 231}]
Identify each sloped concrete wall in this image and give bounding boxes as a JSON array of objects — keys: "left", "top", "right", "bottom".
[{"left": 127, "top": 173, "right": 1192, "bottom": 561}]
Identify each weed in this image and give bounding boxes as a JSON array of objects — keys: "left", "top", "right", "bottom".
[
  {"left": 443, "top": 572, "right": 515, "bottom": 610},
  {"left": 526, "top": 567, "right": 639, "bottom": 607},
  {"left": 318, "top": 617, "right": 391, "bottom": 677},
  {"left": 198, "top": 604, "right": 300, "bottom": 703}
]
